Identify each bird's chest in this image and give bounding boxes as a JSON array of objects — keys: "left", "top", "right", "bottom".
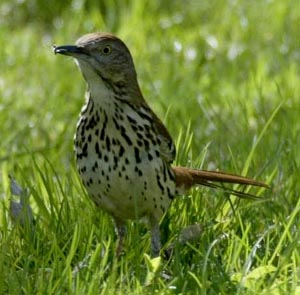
[
  {"left": 75, "top": 98, "right": 152, "bottom": 178},
  {"left": 73, "top": 100, "right": 175, "bottom": 220},
  {"left": 74, "top": 106, "right": 136, "bottom": 192}
]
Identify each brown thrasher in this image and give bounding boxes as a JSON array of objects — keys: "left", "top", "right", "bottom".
[{"left": 54, "top": 33, "right": 268, "bottom": 257}]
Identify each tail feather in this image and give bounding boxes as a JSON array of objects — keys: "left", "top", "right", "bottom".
[{"left": 173, "top": 166, "right": 269, "bottom": 198}]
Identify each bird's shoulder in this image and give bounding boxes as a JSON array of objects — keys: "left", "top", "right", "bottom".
[{"left": 139, "top": 101, "right": 176, "bottom": 164}]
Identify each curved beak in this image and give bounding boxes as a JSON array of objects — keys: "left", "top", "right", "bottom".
[{"left": 53, "top": 45, "right": 83, "bottom": 56}]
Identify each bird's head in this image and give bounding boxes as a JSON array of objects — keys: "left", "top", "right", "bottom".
[{"left": 54, "top": 32, "right": 138, "bottom": 93}]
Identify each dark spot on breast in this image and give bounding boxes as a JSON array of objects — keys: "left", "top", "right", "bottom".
[
  {"left": 137, "top": 108, "right": 153, "bottom": 122},
  {"left": 100, "top": 112, "right": 108, "bottom": 140},
  {"left": 135, "top": 166, "right": 143, "bottom": 176},
  {"left": 113, "top": 118, "right": 120, "bottom": 130},
  {"left": 167, "top": 167, "right": 175, "bottom": 181},
  {"left": 156, "top": 174, "right": 165, "bottom": 194},
  {"left": 105, "top": 136, "right": 111, "bottom": 151},
  {"left": 167, "top": 187, "right": 174, "bottom": 199},
  {"left": 95, "top": 142, "right": 102, "bottom": 159},
  {"left": 82, "top": 142, "right": 88, "bottom": 154},
  {"left": 120, "top": 125, "right": 133, "bottom": 146},
  {"left": 131, "top": 125, "right": 138, "bottom": 132},
  {"left": 143, "top": 139, "right": 150, "bottom": 150},
  {"left": 134, "top": 147, "right": 141, "bottom": 164},
  {"left": 119, "top": 145, "right": 125, "bottom": 157},
  {"left": 162, "top": 162, "right": 167, "bottom": 181},
  {"left": 127, "top": 115, "right": 137, "bottom": 125}
]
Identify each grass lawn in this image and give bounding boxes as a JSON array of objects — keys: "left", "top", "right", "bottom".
[{"left": 1, "top": 0, "right": 300, "bottom": 294}]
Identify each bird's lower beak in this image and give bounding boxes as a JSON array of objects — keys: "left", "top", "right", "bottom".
[{"left": 53, "top": 45, "right": 83, "bottom": 56}]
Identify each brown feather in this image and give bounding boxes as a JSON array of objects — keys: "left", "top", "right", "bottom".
[
  {"left": 139, "top": 101, "right": 176, "bottom": 163},
  {"left": 173, "top": 166, "right": 269, "bottom": 198}
]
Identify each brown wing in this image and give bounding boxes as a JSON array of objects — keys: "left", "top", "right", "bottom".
[
  {"left": 128, "top": 76, "right": 176, "bottom": 164},
  {"left": 120, "top": 94, "right": 176, "bottom": 164},
  {"left": 147, "top": 106, "right": 176, "bottom": 164}
]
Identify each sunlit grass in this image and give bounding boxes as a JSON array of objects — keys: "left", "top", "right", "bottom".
[{"left": 1, "top": 0, "right": 300, "bottom": 294}]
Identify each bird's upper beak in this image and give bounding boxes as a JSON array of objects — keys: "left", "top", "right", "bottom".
[{"left": 53, "top": 45, "right": 84, "bottom": 56}]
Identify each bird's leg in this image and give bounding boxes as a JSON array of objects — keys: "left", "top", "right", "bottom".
[
  {"left": 114, "top": 218, "right": 126, "bottom": 257},
  {"left": 149, "top": 217, "right": 161, "bottom": 257}
]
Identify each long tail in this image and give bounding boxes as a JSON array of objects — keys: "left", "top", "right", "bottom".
[{"left": 173, "top": 166, "right": 269, "bottom": 199}]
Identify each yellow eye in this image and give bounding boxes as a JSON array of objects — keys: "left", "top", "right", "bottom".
[{"left": 101, "top": 45, "right": 112, "bottom": 55}]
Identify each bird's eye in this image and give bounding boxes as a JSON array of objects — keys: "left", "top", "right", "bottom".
[{"left": 101, "top": 45, "right": 112, "bottom": 55}]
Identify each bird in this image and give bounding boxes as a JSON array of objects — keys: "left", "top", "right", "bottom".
[{"left": 53, "top": 32, "right": 268, "bottom": 257}]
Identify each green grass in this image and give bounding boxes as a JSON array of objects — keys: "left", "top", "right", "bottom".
[{"left": 1, "top": 0, "right": 300, "bottom": 294}]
